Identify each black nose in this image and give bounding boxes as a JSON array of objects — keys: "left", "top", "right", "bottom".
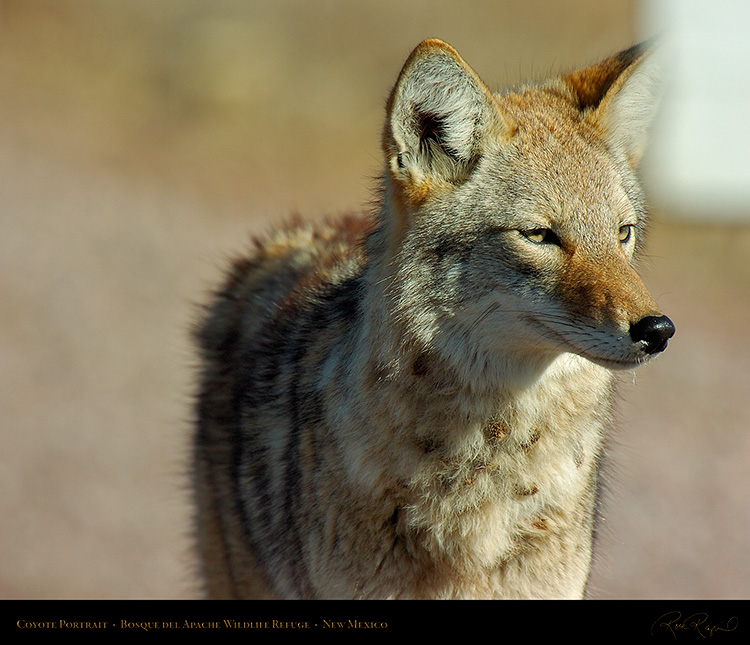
[{"left": 629, "top": 315, "right": 675, "bottom": 355}]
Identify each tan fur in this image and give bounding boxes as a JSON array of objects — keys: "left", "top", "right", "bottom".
[{"left": 192, "top": 40, "right": 674, "bottom": 599}]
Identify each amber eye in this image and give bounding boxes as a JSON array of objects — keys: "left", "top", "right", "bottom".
[
  {"left": 522, "top": 228, "right": 561, "bottom": 246},
  {"left": 619, "top": 225, "right": 634, "bottom": 244}
]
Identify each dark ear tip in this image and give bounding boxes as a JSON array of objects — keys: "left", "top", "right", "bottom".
[
  {"left": 412, "top": 39, "right": 458, "bottom": 56},
  {"left": 401, "top": 39, "right": 461, "bottom": 71},
  {"left": 563, "top": 39, "right": 656, "bottom": 111}
]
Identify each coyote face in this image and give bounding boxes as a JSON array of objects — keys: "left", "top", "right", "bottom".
[
  {"left": 193, "top": 39, "right": 675, "bottom": 600},
  {"left": 382, "top": 40, "right": 674, "bottom": 377}
]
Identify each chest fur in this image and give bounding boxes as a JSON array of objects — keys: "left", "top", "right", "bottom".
[{"left": 381, "top": 356, "right": 612, "bottom": 572}]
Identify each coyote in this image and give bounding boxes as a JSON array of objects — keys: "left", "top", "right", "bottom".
[{"left": 193, "top": 39, "right": 674, "bottom": 599}]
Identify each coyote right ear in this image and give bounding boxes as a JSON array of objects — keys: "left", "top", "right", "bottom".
[
  {"left": 383, "top": 40, "right": 514, "bottom": 206},
  {"left": 565, "top": 41, "right": 663, "bottom": 167}
]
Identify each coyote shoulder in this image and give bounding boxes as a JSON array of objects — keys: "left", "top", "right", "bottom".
[{"left": 193, "top": 39, "right": 674, "bottom": 599}]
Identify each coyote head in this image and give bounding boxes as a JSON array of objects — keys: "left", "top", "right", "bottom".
[{"left": 378, "top": 39, "right": 674, "bottom": 374}]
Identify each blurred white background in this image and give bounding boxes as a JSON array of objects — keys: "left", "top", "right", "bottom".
[{"left": 642, "top": 0, "right": 750, "bottom": 218}]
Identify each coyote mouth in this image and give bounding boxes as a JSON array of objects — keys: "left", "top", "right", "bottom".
[
  {"left": 581, "top": 352, "right": 650, "bottom": 370},
  {"left": 528, "top": 316, "right": 658, "bottom": 370},
  {"left": 574, "top": 344, "right": 659, "bottom": 371}
]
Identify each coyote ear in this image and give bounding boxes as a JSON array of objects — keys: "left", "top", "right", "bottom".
[
  {"left": 565, "top": 41, "right": 662, "bottom": 167},
  {"left": 383, "top": 39, "right": 513, "bottom": 204}
]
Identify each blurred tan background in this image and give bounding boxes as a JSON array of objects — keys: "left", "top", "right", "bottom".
[{"left": 1, "top": 0, "right": 748, "bottom": 599}]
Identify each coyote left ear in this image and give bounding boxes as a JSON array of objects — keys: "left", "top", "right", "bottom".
[
  {"left": 383, "top": 39, "right": 513, "bottom": 205},
  {"left": 565, "top": 41, "right": 662, "bottom": 167}
]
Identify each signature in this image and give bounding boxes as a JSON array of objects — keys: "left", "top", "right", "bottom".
[{"left": 652, "top": 611, "right": 739, "bottom": 639}]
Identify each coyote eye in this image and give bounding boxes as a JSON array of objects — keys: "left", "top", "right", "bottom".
[
  {"left": 619, "top": 225, "right": 634, "bottom": 244},
  {"left": 521, "top": 228, "right": 561, "bottom": 246}
]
